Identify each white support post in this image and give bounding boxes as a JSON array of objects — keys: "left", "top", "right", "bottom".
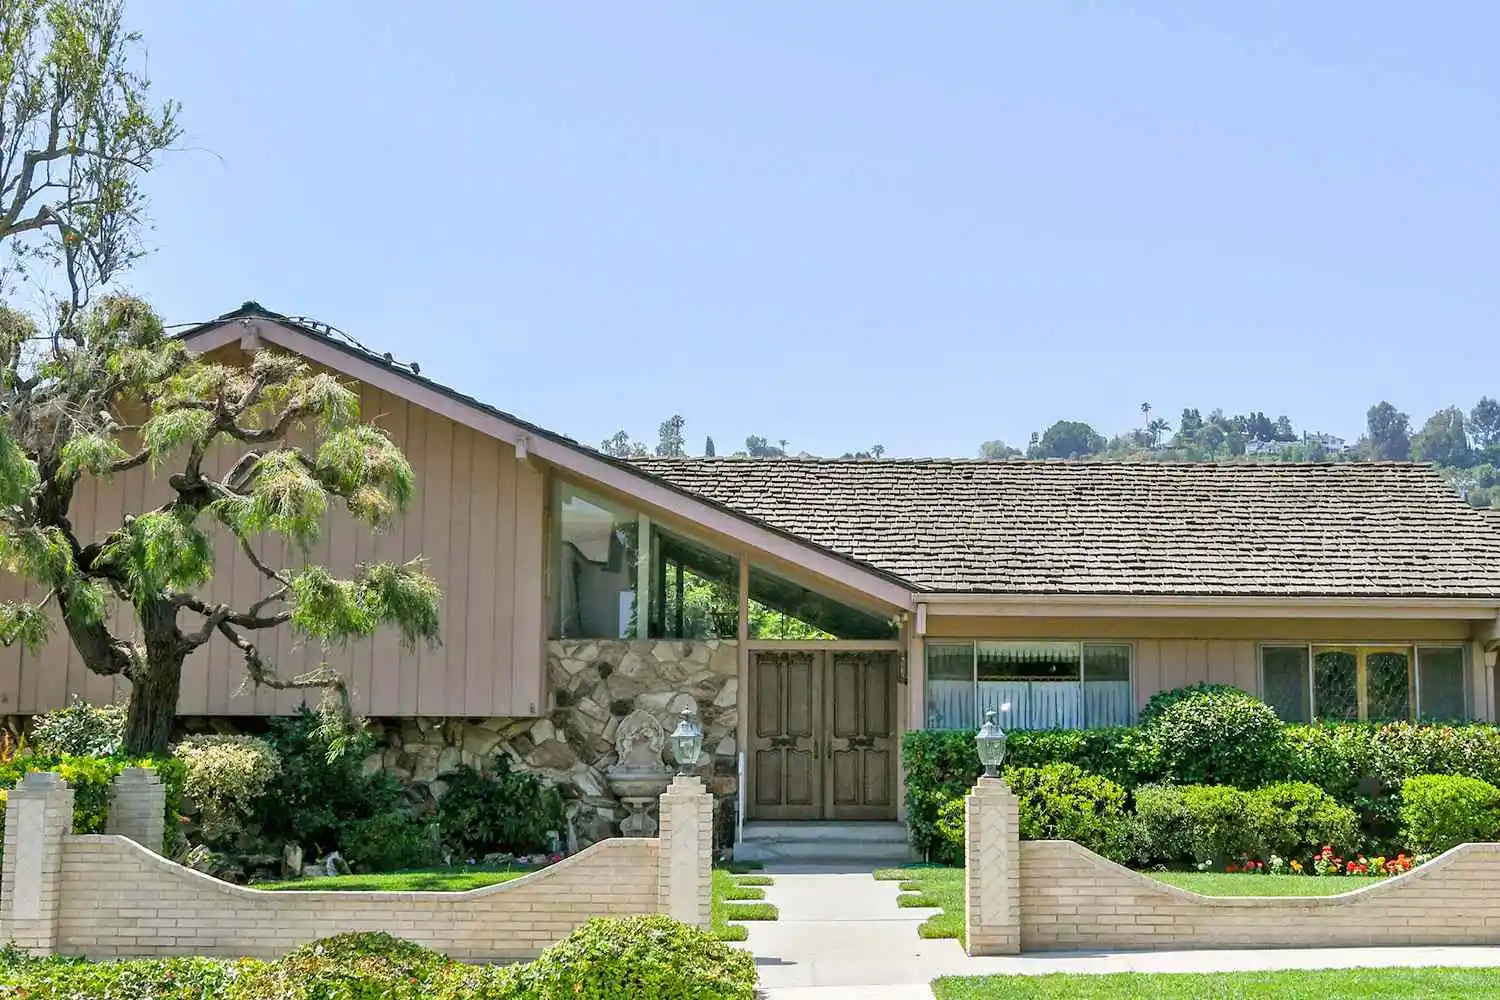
[
  {"left": 658, "top": 775, "right": 712, "bottom": 929},
  {"left": 965, "top": 775, "right": 1021, "bottom": 956},
  {"left": 0, "top": 771, "right": 75, "bottom": 955}
]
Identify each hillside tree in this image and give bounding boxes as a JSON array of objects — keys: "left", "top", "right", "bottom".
[
  {"left": 1412, "top": 406, "right": 1472, "bottom": 468},
  {"left": 1471, "top": 397, "right": 1500, "bottom": 463},
  {"left": 1366, "top": 402, "right": 1412, "bottom": 461},
  {"left": 1028, "top": 420, "right": 1105, "bottom": 459}
]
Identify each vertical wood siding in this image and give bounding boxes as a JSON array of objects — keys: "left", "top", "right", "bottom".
[{"left": 0, "top": 381, "right": 545, "bottom": 718}]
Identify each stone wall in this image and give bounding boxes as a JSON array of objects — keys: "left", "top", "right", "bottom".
[{"left": 366, "top": 639, "right": 739, "bottom": 849}]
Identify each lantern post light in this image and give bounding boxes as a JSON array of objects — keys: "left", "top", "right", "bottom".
[
  {"left": 669, "top": 707, "right": 703, "bottom": 776},
  {"left": 976, "top": 708, "right": 1008, "bottom": 779}
]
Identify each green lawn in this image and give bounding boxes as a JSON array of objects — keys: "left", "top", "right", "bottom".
[
  {"left": 931, "top": 969, "right": 1500, "bottom": 999},
  {"left": 257, "top": 865, "right": 536, "bottom": 892},
  {"left": 262, "top": 862, "right": 772, "bottom": 943},
  {"left": 711, "top": 868, "right": 777, "bottom": 941},
  {"left": 875, "top": 867, "right": 1385, "bottom": 945}
]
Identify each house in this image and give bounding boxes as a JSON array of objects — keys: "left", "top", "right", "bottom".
[{"left": 4, "top": 303, "right": 1500, "bottom": 850}]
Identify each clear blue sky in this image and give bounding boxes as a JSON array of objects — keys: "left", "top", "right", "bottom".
[{"left": 124, "top": 2, "right": 1499, "bottom": 458}]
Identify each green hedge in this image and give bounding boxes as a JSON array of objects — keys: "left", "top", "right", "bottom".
[
  {"left": 1129, "top": 781, "right": 1358, "bottom": 866},
  {"left": 0, "top": 921, "right": 756, "bottom": 1000},
  {"left": 1399, "top": 775, "right": 1500, "bottom": 854},
  {"left": 935, "top": 763, "right": 1131, "bottom": 864},
  {"left": 0, "top": 752, "right": 186, "bottom": 853},
  {"left": 906, "top": 715, "right": 1500, "bottom": 856}
]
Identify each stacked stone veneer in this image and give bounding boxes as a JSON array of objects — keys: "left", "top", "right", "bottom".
[
  {"left": 964, "top": 776, "right": 1500, "bottom": 955},
  {"left": 364, "top": 639, "right": 739, "bottom": 848},
  {"left": 0, "top": 769, "right": 713, "bottom": 961}
]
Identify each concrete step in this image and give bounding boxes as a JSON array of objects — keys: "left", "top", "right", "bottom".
[
  {"left": 740, "top": 822, "right": 910, "bottom": 844},
  {"left": 735, "top": 822, "right": 915, "bottom": 865}
]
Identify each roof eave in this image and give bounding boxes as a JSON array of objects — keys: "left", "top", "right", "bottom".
[
  {"left": 182, "top": 313, "right": 916, "bottom": 613},
  {"left": 919, "top": 592, "right": 1500, "bottom": 620}
]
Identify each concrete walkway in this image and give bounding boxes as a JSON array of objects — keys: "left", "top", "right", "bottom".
[{"left": 745, "top": 868, "right": 1500, "bottom": 1000}]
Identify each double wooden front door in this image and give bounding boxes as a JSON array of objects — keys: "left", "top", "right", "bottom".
[{"left": 749, "top": 650, "right": 897, "bottom": 821}]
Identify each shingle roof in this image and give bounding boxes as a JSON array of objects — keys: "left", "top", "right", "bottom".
[{"left": 630, "top": 459, "right": 1500, "bottom": 598}]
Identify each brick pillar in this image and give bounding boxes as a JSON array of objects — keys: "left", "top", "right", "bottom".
[
  {"left": 965, "top": 775, "right": 1021, "bottom": 956},
  {"left": 0, "top": 771, "right": 75, "bottom": 955},
  {"left": 658, "top": 774, "right": 712, "bottom": 929},
  {"left": 106, "top": 767, "right": 166, "bottom": 853}
]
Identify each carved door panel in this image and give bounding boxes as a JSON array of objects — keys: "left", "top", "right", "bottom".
[
  {"left": 825, "top": 652, "right": 896, "bottom": 820},
  {"left": 750, "top": 651, "right": 822, "bottom": 820}
]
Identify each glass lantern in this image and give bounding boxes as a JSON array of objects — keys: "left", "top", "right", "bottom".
[
  {"left": 976, "top": 708, "right": 1008, "bottom": 778},
  {"left": 669, "top": 707, "right": 703, "bottom": 776}
]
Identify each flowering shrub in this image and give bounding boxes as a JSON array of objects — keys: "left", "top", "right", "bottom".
[
  {"left": 175, "top": 735, "right": 282, "bottom": 844},
  {"left": 28, "top": 698, "right": 126, "bottom": 757}
]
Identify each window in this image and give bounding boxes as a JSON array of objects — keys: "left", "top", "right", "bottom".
[
  {"left": 924, "top": 641, "right": 1133, "bottom": 730},
  {"left": 1259, "top": 644, "right": 1467, "bottom": 722},
  {"left": 1262, "top": 645, "right": 1311, "bottom": 723},
  {"left": 551, "top": 483, "right": 740, "bottom": 640}
]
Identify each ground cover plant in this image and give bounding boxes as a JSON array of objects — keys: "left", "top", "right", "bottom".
[{"left": 0, "top": 921, "right": 758, "bottom": 1000}]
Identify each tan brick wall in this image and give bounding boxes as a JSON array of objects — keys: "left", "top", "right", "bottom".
[
  {"left": 54, "top": 834, "right": 662, "bottom": 961},
  {"left": 1020, "top": 840, "right": 1500, "bottom": 951}
]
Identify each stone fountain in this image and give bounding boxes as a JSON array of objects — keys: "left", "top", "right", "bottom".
[{"left": 605, "top": 710, "right": 674, "bottom": 837}]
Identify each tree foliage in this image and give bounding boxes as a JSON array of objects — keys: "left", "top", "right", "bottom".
[
  {"left": 1366, "top": 402, "right": 1412, "bottom": 461},
  {"left": 0, "top": 0, "right": 180, "bottom": 295},
  {"left": 0, "top": 298, "right": 441, "bottom": 754},
  {"left": 1028, "top": 420, "right": 1106, "bottom": 459}
]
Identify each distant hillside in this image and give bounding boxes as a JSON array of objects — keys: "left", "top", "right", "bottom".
[{"left": 599, "top": 398, "right": 1500, "bottom": 508}]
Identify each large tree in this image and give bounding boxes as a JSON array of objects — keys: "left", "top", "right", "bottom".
[
  {"left": 0, "top": 300, "right": 442, "bottom": 754},
  {"left": 1412, "top": 406, "right": 1473, "bottom": 468},
  {"left": 1028, "top": 420, "right": 1105, "bottom": 459},
  {"left": 1366, "top": 402, "right": 1412, "bottom": 461},
  {"left": 1471, "top": 397, "right": 1500, "bottom": 463}
]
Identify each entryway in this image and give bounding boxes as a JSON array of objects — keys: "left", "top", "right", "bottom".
[{"left": 746, "top": 649, "right": 898, "bottom": 821}]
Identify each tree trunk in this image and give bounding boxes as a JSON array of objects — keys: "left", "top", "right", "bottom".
[
  {"left": 123, "top": 600, "right": 185, "bottom": 757},
  {"left": 123, "top": 656, "right": 183, "bottom": 756}
]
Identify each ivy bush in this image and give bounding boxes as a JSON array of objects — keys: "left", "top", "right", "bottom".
[
  {"left": 174, "top": 735, "right": 281, "bottom": 845},
  {"left": 437, "top": 756, "right": 564, "bottom": 859},
  {"left": 0, "top": 922, "right": 755, "bottom": 1000},
  {"left": 517, "top": 914, "right": 757, "bottom": 1000},
  {"left": 1399, "top": 774, "right": 1500, "bottom": 854},
  {"left": 254, "top": 708, "right": 411, "bottom": 862}
]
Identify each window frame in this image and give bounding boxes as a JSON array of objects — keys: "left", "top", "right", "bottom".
[
  {"left": 923, "top": 638, "right": 1137, "bottom": 730},
  {"left": 1256, "top": 641, "right": 1469, "bottom": 723}
]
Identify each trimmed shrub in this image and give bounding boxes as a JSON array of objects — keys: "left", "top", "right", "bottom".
[
  {"left": 1129, "top": 783, "right": 1195, "bottom": 866},
  {"left": 934, "top": 795, "right": 967, "bottom": 862},
  {"left": 436, "top": 756, "right": 564, "bottom": 860},
  {"left": 517, "top": 914, "right": 758, "bottom": 1000},
  {"left": 1246, "top": 781, "right": 1359, "bottom": 860},
  {"left": 902, "top": 727, "right": 1157, "bottom": 858},
  {"left": 1139, "top": 683, "right": 1251, "bottom": 728},
  {"left": 1399, "top": 774, "right": 1500, "bottom": 854},
  {"left": 175, "top": 735, "right": 281, "bottom": 844},
  {"left": 1179, "top": 785, "right": 1257, "bottom": 864},
  {"left": 28, "top": 698, "right": 126, "bottom": 757},
  {"left": 1146, "top": 689, "right": 1288, "bottom": 788},
  {"left": 0, "top": 954, "right": 262, "bottom": 999},
  {"left": 1006, "top": 762, "right": 1130, "bottom": 862}
]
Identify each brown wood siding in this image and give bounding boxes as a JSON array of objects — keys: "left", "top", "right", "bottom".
[{"left": 0, "top": 378, "right": 546, "bottom": 718}]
